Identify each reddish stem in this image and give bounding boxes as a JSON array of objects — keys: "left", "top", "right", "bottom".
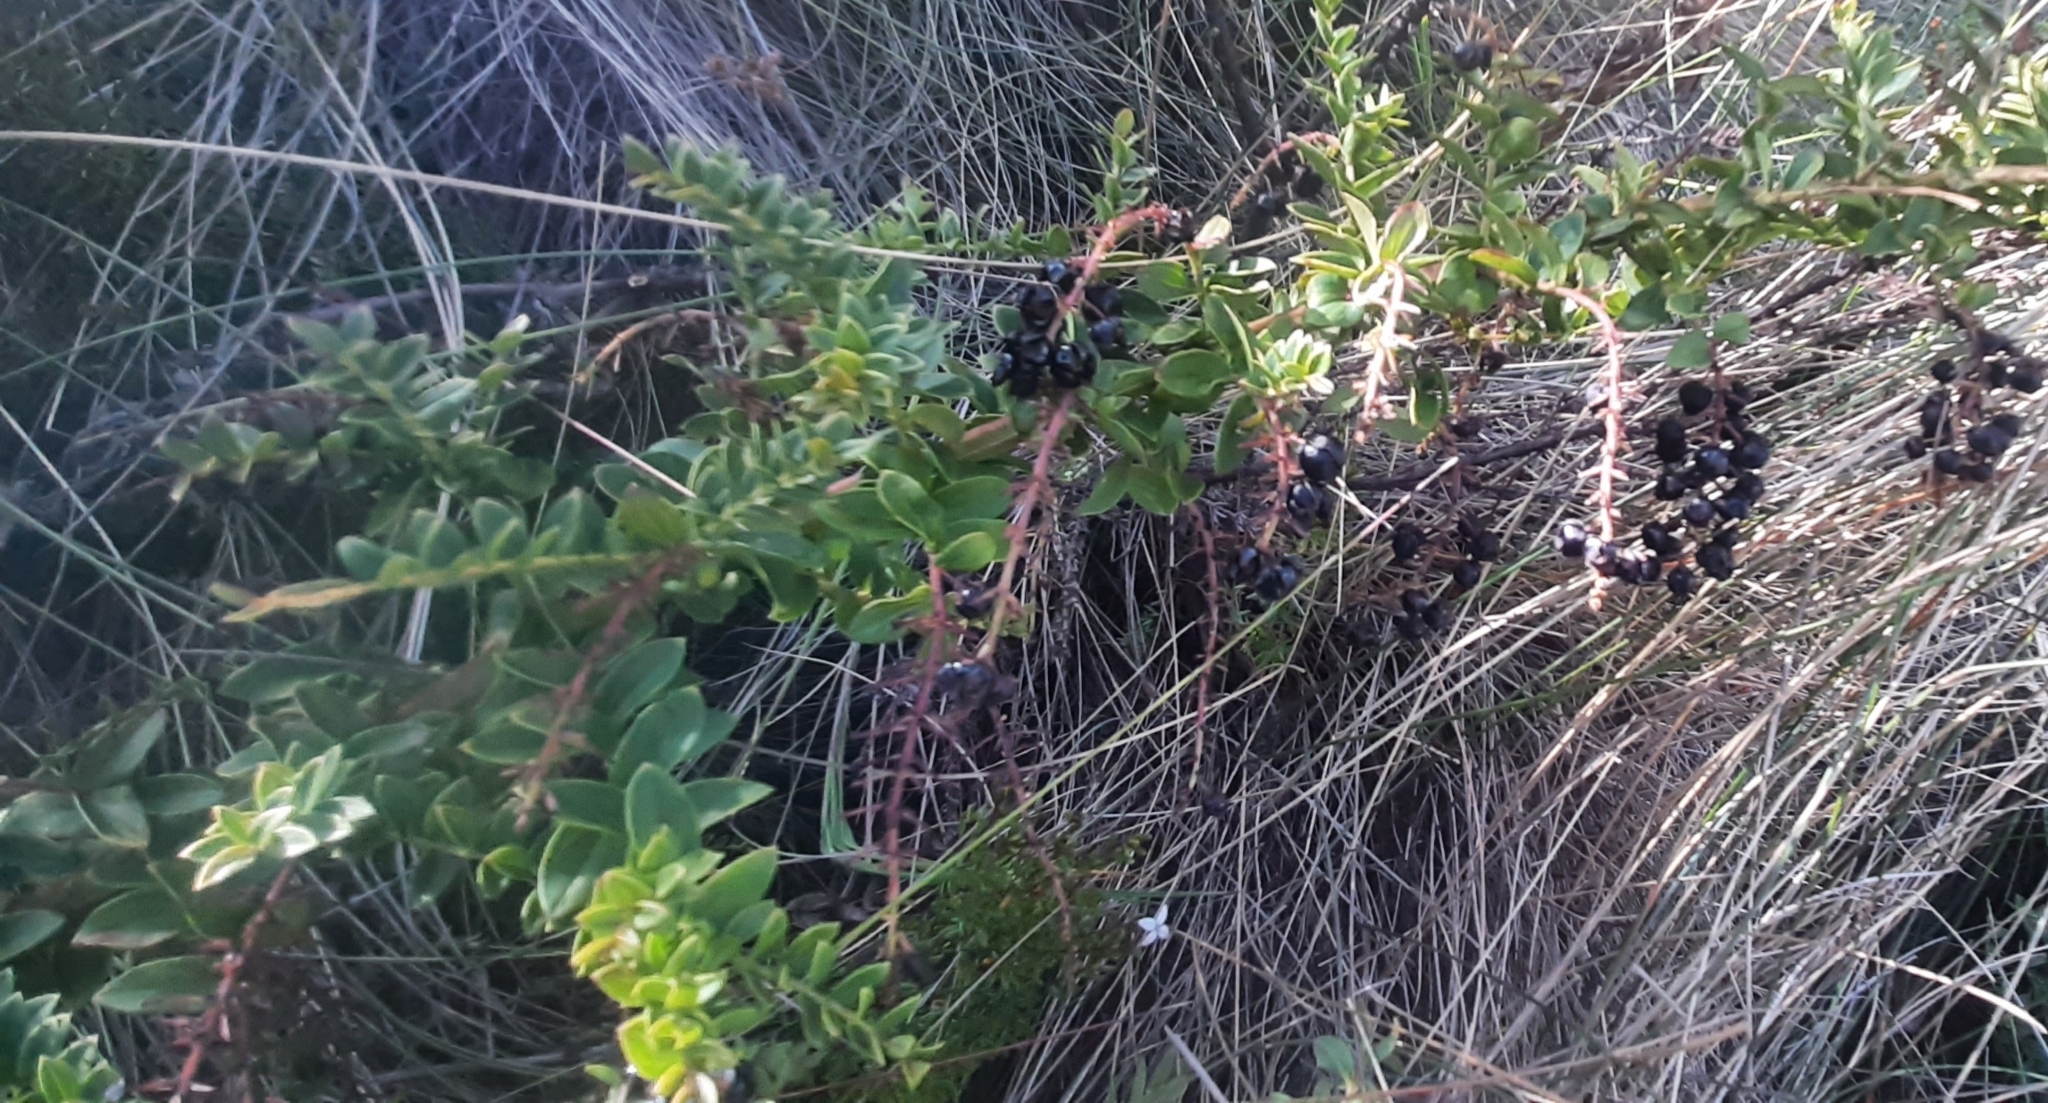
[
  {"left": 172, "top": 861, "right": 297, "bottom": 1103},
  {"left": 1541, "top": 282, "right": 1628, "bottom": 610}
]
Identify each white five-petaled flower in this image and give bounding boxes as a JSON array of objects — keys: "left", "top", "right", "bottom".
[{"left": 1136, "top": 902, "right": 1171, "bottom": 947}]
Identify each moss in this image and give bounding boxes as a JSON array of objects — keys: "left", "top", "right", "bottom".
[{"left": 827, "top": 816, "right": 1142, "bottom": 1103}]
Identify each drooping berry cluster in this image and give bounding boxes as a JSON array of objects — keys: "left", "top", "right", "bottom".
[
  {"left": 1353, "top": 510, "right": 1501, "bottom": 644},
  {"left": 988, "top": 260, "right": 1127, "bottom": 398},
  {"left": 1239, "top": 147, "right": 1324, "bottom": 237},
  {"left": 1286, "top": 434, "right": 1344, "bottom": 527},
  {"left": 1899, "top": 331, "right": 2036, "bottom": 481},
  {"left": 1558, "top": 379, "right": 1769, "bottom": 601},
  {"left": 1232, "top": 547, "right": 1308, "bottom": 602}
]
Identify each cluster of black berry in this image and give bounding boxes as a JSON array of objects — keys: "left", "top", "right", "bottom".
[
  {"left": 1900, "top": 334, "right": 2036, "bottom": 480},
  {"left": 1391, "top": 587, "right": 1450, "bottom": 641},
  {"left": 988, "top": 260, "right": 1126, "bottom": 398},
  {"left": 1240, "top": 148, "right": 1324, "bottom": 236},
  {"left": 1286, "top": 434, "right": 1345, "bottom": 526},
  {"left": 1382, "top": 511, "right": 1498, "bottom": 588},
  {"left": 1232, "top": 546, "right": 1308, "bottom": 602},
  {"left": 1557, "top": 379, "right": 1770, "bottom": 601}
]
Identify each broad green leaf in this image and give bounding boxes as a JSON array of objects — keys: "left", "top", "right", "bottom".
[
  {"left": 3, "top": 791, "right": 88, "bottom": 838},
  {"left": 593, "top": 638, "right": 689, "bottom": 720},
  {"left": 678, "top": 778, "right": 775, "bottom": 830},
  {"left": 74, "top": 786, "right": 149, "bottom": 848},
  {"left": 93, "top": 955, "right": 219, "bottom": 1015},
  {"left": 1156, "top": 349, "right": 1233, "bottom": 397},
  {"left": 36, "top": 1055, "right": 85, "bottom": 1103},
  {"left": 876, "top": 472, "right": 947, "bottom": 546},
  {"left": 1713, "top": 312, "right": 1752, "bottom": 345},
  {"left": 73, "top": 887, "right": 184, "bottom": 950},
  {"left": 406, "top": 850, "right": 467, "bottom": 908},
  {"left": 548, "top": 779, "right": 626, "bottom": 833},
  {"left": 343, "top": 718, "right": 434, "bottom": 758},
  {"left": 693, "top": 848, "right": 778, "bottom": 930},
  {"left": 930, "top": 477, "right": 1014, "bottom": 520},
  {"left": 0, "top": 909, "right": 65, "bottom": 964},
  {"left": 610, "top": 687, "right": 736, "bottom": 782},
  {"left": 625, "top": 764, "right": 702, "bottom": 854},
  {"left": 463, "top": 722, "right": 549, "bottom": 766},
  {"left": 294, "top": 683, "right": 371, "bottom": 741},
  {"left": 134, "top": 774, "right": 226, "bottom": 816},
  {"left": 1135, "top": 261, "right": 1193, "bottom": 301},
  {"left": 535, "top": 824, "right": 624, "bottom": 924},
  {"left": 1077, "top": 457, "right": 1133, "bottom": 516},
  {"left": 1667, "top": 330, "right": 1713, "bottom": 369},
  {"left": 68, "top": 710, "right": 165, "bottom": 790},
  {"left": 218, "top": 655, "right": 341, "bottom": 702},
  {"left": 934, "top": 531, "right": 1002, "bottom": 571},
  {"left": 843, "top": 591, "right": 929, "bottom": 644},
  {"left": 1468, "top": 249, "right": 1537, "bottom": 289},
  {"left": 1380, "top": 201, "right": 1430, "bottom": 261}
]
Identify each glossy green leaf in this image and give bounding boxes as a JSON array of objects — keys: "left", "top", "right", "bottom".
[
  {"left": 68, "top": 710, "right": 165, "bottom": 790},
  {"left": 0, "top": 910, "right": 65, "bottom": 964},
  {"left": 1667, "top": 330, "right": 1713, "bottom": 369},
  {"left": 93, "top": 955, "right": 219, "bottom": 1015},
  {"left": 876, "top": 472, "right": 946, "bottom": 546},
  {"left": 74, "top": 786, "right": 148, "bottom": 848},
  {"left": 934, "top": 531, "right": 1002, "bottom": 571},
  {"left": 1077, "top": 457, "right": 1132, "bottom": 516},
  {"left": 535, "top": 824, "right": 625, "bottom": 925},
  {"left": 1713, "top": 312, "right": 1752, "bottom": 345},
  {"left": 625, "top": 763, "right": 701, "bottom": 854},
  {"left": 693, "top": 848, "right": 779, "bottom": 930},
  {"left": 134, "top": 774, "right": 226, "bottom": 816},
  {"left": 594, "top": 638, "right": 690, "bottom": 720},
  {"left": 218, "top": 655, "right": 344, "bottom": 703},
  {"left": 73, "top": 887, "right": 184, "bottom": 950},
  {"left": 1156, "top": 349, "right": 1233, "bottom": 397},
  {"left": 549, "top": 779, "right": 626, "bottom": 833},
  {"left": 610, "top": 687, "right": 736, "bottom": 782},
  {"left": 678, "top": 778, "right": 775, "bottom": 830}
]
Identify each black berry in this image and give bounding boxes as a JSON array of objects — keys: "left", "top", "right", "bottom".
[
  {"left": 1089, "top": 317, "right": 1124, "bottom": 350},
  {"left": 1554, "top": 521, "right": 1588, "bottom": 560},
  {"left": 1451, "top": 40, "right": 1494, "bottom": 71},
  {"left": 1390, "top": 523, "right": 1426, "bottom": 563},
  {"left": 1902, "top": 437, "right": 1928, "bottom": 459},
  {"left": 1019, "top": 284, "right": 1060, "bottom": 325},
  {"left": 1930, "top": 359, "right": 1957, "bottom": 384},
  {"left": 1452, "top": 560, "right": 1483, "bottom": 589},
  {"left": 1666, "top": 566, "right": 1699, "bottom": 600},
  {"left": 1967, "top": 424, "right": 2013, "bottom": 458},
  {"left": 935, "top": 660, "right": 995, "bottom": 701},
  {"left": 1286, "top": 480, "right": 1318, "bottom": 523},
  {"left": 1697, "top": 542, "right": 1735, "bottom": 581},
  {"left": 2011, "top": 369, "right": 2042, "bottom": 393},
  {"left": 1933, "top": 449, "right": 1965, "bottom": 476},
  {"left": 1655, "top": 418, "right": 1689, "bottom": 464},
  {"left": 1421, "top": 602, "right": 1450, "bottom": 633},
  {"left": 1400, "top": 588, "right": 1433, "bottom": 617},
  {"left": 1715, "top": 496, "right": 1752, "bottom": 520},
  {"left": 1655, "top": 468, "right": 1688, "bottom": 500},
  {"left": 1641, "top": 522, "right": 1682, "bottom": 558},
  {"left": 1987, "top": 360, "right": 2010, "bottom": 388},
  {"left": 1085, "top": 284, "right": 1123, "bottom": 318},
  {"left": 1682, "top": 498, "right": 1716, "bottom": 527},
  {"left": 1693, "top": 446, "right": 1732, "bottom": 480},
  {"left": 1731, "top": 436, "right": 1771, "bottom": 470},
  {"left": 1990, "top": 413, "right": 2023, "bottom": 437},
  {"left": 1253, "top": 190, "right": 1284, "bottom": 217},
  {"left": 1297, "top": 435, "right": 1345, "bottom": 485},
  {"left": 1678, "top": 380, "right": 1715, "bottom": 416},
  {"left": 1711, "top": 526, "right": 1741, "bottom": 548},
  {"left": 1961, "top": 462, "right": 1995, "bottom": 483},
  {"left": 1732, "top": 471, "right": 1765, "bottom": 501},
  {"left": 1040, "top": 259, "right": 1077, "bottom": 291},
  {"left": 1479, "top": 348, "right": 1508, "bottom": 372}
]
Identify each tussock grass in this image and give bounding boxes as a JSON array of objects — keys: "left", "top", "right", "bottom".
[{"left": 6, "top": 0, "right": 2048, "bottom": 1100}]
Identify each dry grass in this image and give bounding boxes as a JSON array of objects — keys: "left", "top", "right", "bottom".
[{"left": 5, "top": 0, "right": 2048, "bottom": 1101}]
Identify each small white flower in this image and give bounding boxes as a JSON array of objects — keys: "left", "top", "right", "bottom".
[{"left": 1136, "top": 902, "right": 1171, "bottom": 947}]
